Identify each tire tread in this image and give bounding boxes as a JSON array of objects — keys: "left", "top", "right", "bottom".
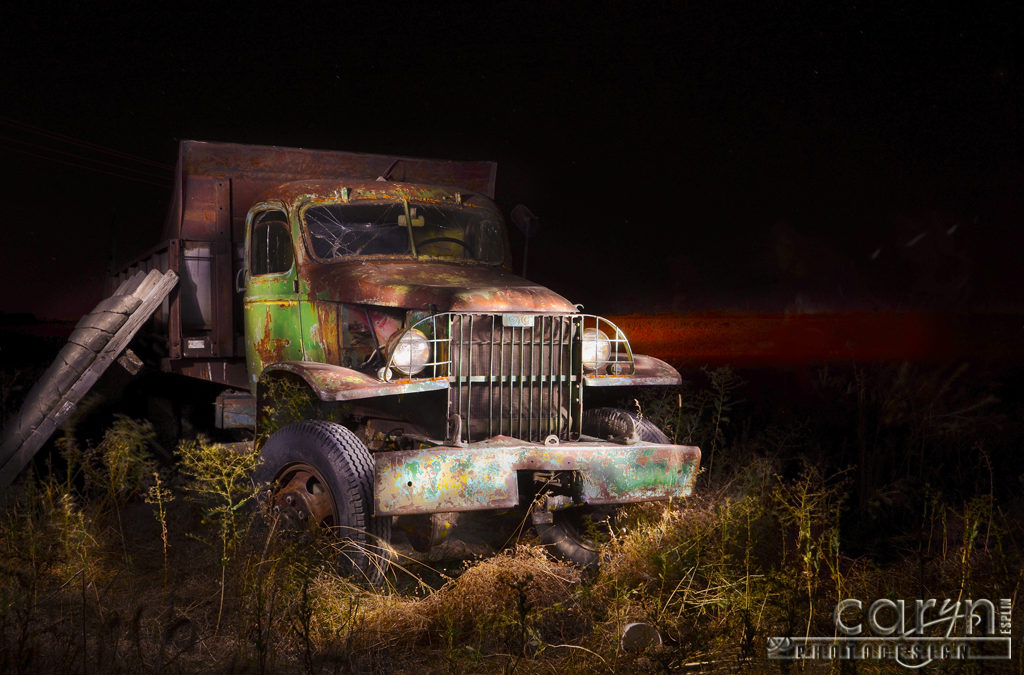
[{"left": 256, "top": 420, "right": 390, "bottom": 583}]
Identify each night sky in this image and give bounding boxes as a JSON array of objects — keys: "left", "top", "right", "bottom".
[{"left": 2, "top": 2, "right": 1020, "bottom": 321}]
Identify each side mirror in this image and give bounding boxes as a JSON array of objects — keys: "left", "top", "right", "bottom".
[
  {"left": 510, "top": 205, "right": 541, "bottom": 278},
  {"left": 511, "top": 204, "right": 541, "bottom": 238}
]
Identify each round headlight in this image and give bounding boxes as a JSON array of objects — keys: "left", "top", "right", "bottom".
[
  {"left": 389, "top": 329, "right": 431, "bottom": 375},
  {"left": 581, "top": 328, "right": 611, "bottom": 371}
]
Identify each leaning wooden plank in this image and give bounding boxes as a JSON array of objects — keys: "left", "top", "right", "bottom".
[
  {"left": 69, "top": 326, "right": 119, "bottom": 353},
  {"left": 7, "top": 309, "right": 129, "bottom": 440},
  {"left": 0, "top": 270, "right": 178, "bottom": 487},
  {"left": 7, "top": 340, "right": 97, "bottom": 442},
  {"left": 131, "top": 269, "right": 165, "bottom": 301},
  {"left": 92, "top": 293, "right": 143, "bottom": 315},
  {"left": 76, "top": 311, "right": 132, "bottom": 334},
  {"left": 48, "top": 343, "right": 95, "bottom": 396},
  {"left": 113, "top": 270, "right": 147, "bottom": 297}
]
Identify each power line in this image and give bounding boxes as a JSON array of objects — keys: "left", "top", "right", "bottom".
[
  {"left": 0, "top": 142, "right": 171, "bottom": 188},
  {"left": 0, "top": 117, "right": 173, "bottom": 187},
  {"left": 0, "top": 134, "right": 172, "bottom": 182},
  {"left": 0, "top": 116, "right": 173, "bottom": 172}
]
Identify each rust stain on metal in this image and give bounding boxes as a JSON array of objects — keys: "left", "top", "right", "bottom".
[
  {"left": 262, "top": 361, "right": 448, "bottom": 401},
  {"left": 271, "top": 181, "right": 478, "bottom": 211},
  {"left": 374, "top": 438, "right": 701, "bottom": 516},
  {"left": 254, "top": 308, "right": 290, "bottom": 365},
  {"left": 315, "top": 303, "right": 342, "bottom": 365},
  {"left": 304, "top": 261, "right": 576, "bottom": 313},
  {"left": 168, "top": 141, "right": 498, "bottom": 244}
]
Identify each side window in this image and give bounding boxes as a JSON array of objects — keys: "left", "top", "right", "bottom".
[{"left": 251, "top": 210, "right": 293, "bottom": 275}]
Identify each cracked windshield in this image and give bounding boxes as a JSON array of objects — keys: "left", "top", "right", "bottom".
[{"left": 303, "top": 200, "right": 505, "bottom": 264}]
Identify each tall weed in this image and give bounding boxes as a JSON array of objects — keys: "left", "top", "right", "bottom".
[{"left": 177, "top": 437, "right": 262, "bottom": 635}]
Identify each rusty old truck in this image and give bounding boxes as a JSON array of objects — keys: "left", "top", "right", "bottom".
[{"left": 107, "top": 140, "right": 700, "bottom": 570}]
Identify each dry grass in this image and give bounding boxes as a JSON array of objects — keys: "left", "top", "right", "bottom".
[{"left": 1, "top": 363, "right": 1023, "bottom": 672}]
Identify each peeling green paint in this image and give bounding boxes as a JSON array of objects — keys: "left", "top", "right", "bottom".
[
  {"left": 374, "top": 439, "right": 701, "bottom": 516},
  {"left": 239, "top": 175, "right": 699, "bottom": 521}
]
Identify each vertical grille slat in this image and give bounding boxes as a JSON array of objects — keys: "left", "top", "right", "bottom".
[
  {"left": 456, "top": 314, "right": 464, "bottom": 439},
  {"left": 528, "top": 323, "right": 535, "bottom": 441},
  {"left": 498, "top": 322, "right": 505, "bottom": 436},
  {"left": 467, "top": 315, "right": 474, "bottom": 439},
  {"left": 548, "top": 316, "right": 556, "bottom": 434},
  {"left": 488, "top": 316, "right": 495, "bottom": 438},
  {"left": 557, "top": 317, "right": 564, "bottom": 434},
  {"left": 518, "top": 326, "right": 525, "bottom": 440}
]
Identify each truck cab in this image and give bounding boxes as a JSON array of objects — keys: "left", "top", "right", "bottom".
[{"left": 112, "top": 141, "right": 700, "bottom": 573}]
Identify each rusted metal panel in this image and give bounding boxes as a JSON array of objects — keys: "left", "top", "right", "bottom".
[
  {"left": 374, "top": 437, "right": 701, "bottom": 516},
  {"left": 313, "top": 302, "right": 342, "bottom": 365},
  {"left": 166, "top": 174, "right": 233, "bottom": 358},
  {"left": 304, "top": 261, "right": 576, "bottom": 313},
  {"left": 274, "top": 181, "right": 493, "bottom": 214},
  {"left": 584, "top": 354, "right": 681, "bottom": 387},
  {"left": 262, "top": 361, "right": 448, "bottom": 401},
  {"left": 166, "top": 359, "right": 249, "bottom": 389},
  {"left": 165, "top": 140, "right": 498, "bottom": 246},
  {"left": 179, "top": 176, "right": 231, "bottom": 241},
  {"left": 178, "top": 140, "right": 497, "bottom": 196},
  {"left": 175, "top": 177, "right": 234, "bottom": 357},
  {"left": 215, "top": 390, "right": 256, "bottom": 429}
]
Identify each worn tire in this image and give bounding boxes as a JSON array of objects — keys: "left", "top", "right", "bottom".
[
  {"left": 535, "top": 408, "right": 670, "bottom": 567},
  {"left": 255, "top": 420, "right": 391, "bottom": 585},
  {"left": 534, "top": 507, "right": 616, "bottom": 568},
  {"left": 581, "top": 407, "right": 670, "bottom": 444}
]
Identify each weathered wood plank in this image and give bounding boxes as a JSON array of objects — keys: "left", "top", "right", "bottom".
[
  {"left": 49, "top": 346, "right": 94, "bottom": 396},
  {"left": 93, "top": 294, "right": 143, "bottom": 315},
  {"left": 113, "top": 270, "right": 146, "bottom": 297},
  {"left": 116, "top": 349, "right": 144, "bottom": 376},
  {"left": 0, "top": 270, "right": 178, "bottom": 487},
  {"left": 131, "top": 269, "right": 165, "bottom": 301},
  {"left": 76, "top": 312, "right": 130, "bottom": 334},
  {"left": 68, "top": 326, "right": 116, "bottom": 353}
]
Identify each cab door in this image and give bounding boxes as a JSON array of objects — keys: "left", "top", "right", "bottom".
[{"left": 243, "top": 205, "right": 303, "bottom": 386}]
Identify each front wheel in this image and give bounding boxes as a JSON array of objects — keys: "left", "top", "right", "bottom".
[{"left": 254, "top": 420, "right": 391, "bottom": 584}]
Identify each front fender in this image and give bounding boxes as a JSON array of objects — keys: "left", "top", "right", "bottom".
[
  {"left": 583, "top": 354, "right": 681, "bottom": 387},
  {"left": 261, "top": 361, "right": 448, "bottom": 402}
]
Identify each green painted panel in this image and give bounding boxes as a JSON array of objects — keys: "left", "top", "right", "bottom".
[{"left": 374, "top": 440, "right": 701, "bottom": 516}]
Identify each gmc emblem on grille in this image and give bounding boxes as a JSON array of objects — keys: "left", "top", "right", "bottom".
[{"left": 502, "top": 314, "right": 535, "bottom": 328}]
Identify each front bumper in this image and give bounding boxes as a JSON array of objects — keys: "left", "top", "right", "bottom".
[{"left": 373, "top": 436, "right": 701, "bottom": 516}]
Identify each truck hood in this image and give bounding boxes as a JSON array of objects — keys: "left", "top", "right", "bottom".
[{"left": 306, "top": 261, "right": 577, "bottom": 313}]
